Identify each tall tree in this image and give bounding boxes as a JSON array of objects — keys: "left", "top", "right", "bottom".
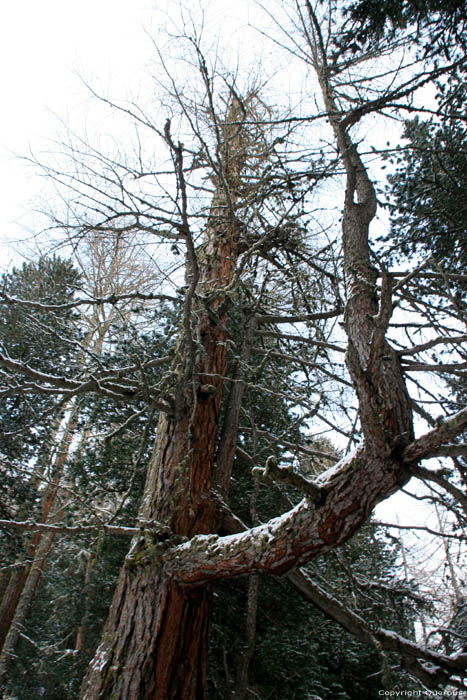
[
  {"left": 0, "top": 234, "right": 174, "bottom": 689},
  {"left": 0, "top": 3, "right": 466, "bottom": 697},
  {"left": 0, "top": 256, "right": 81, "bottom": 653}
]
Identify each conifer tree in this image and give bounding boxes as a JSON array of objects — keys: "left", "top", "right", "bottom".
[{"left": 0, "top": 3, "right": 466, "bottom": 697}]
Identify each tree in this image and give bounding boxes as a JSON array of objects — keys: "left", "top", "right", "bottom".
[
  {"left": 0, "top": 2, "right": 466, "bottom": 697},
  {"left": 337, "top": 0, "right": 467, "bottom": 58},
  {"left": 383, "top": 74, "right": 467, "bottom": 286},
  {"left": 0, "top": 235, "right": 174, "bottom": 691},
  {"left": 0, "top": 256, "right": 82, "bottom": 657}
]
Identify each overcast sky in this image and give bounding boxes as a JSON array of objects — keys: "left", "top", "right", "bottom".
[
  {"left": 0, "top": 0, "right": 204, "bottom": 267},
  {"left": 0, "top": 1, "right": 443, "bottom": 540},
  {"left": 0, "top": 1, "right": 169, "bottom": 268},
  {"left": 0, "top": 1, "right": 263, "bottom": 268}
]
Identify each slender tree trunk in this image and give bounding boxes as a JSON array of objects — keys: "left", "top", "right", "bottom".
[
  {"left": 75, "top": 538, "right": 101, "bottom": 654},
  {"left": 0, "top": 404, "right": 79, "bottom": 653},
  {"left": 0, "top": 479, "right": 73, "bottom": 689},
  {"left": 0, "top": 528, "right": 62, "bottom": 688},
  {"left": 234, "top": 574, "right": 259, "bottom": 700},
  {"left": 79, "top": 302, "right": 233, "bottom": 699},
  {"left": 0, "top": 407, "right": 66, "bottom": 649},
  {"left": 0, "top": 325, "right": 108, "bottom": 659},
  {"left": 214, "top": 315, "right": 256, "bottom": 498},
  {"left": 234, "top": 462, "right": 261, "bottom": 700}
]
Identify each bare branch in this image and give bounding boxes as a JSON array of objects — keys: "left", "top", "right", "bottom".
[
  {"left": 287, "top": 568, "right": 467, "bottom": 688},
  {"left": 403, "top": 407, "right": 467, "bottom": 464},
  {"left": 255, "top": 329, "right": 345, "bottom": 353},
  {"left": 0, "top": 290, "right": 178, "bottom": 311},
  {"left": 0, "top": 520, "right": 139, "bottom": 537}
]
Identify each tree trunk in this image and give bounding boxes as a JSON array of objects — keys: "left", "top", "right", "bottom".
[
  {"left": 75, "top": 537, "right": 101, "bottom": 654},
  {"left": 234, "top": 575, "right": 260, "bottom": 700},
  {"left": 79, "top": 303, "right": 233, "bottom": 699},
  {"left": 80, "top": 98, "right": 248, "bottom": 700},
  {"left": 80, "top": 248, "right": 238, "bottom": 698},
  {"left": 0, "top": 404, "right": 79, "bottom": 653},
  {"left": 306, "top": 12, "right": 415, "bottom": 457},
  {"left": 0, "top": 529, "right": 60, "bottom": 688},
  {"left": 0, "top": 408, "right": 65, "bottom": 650}
]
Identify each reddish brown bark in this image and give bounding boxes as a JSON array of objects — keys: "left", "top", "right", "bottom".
[
  {"left": 80, "top": 249, "right": 238, "bottom": 699},
  {"left": 79, "top": 42, "right": 467, "bottom": 699},
  {"left": 80, "top": 99, "right": 248, "bottom": 700},
  {"left": 81, "top": 564, "right": 211, "bottom": 699},
  {"left": 0, "top": 409, "right": 78, "bottom": 653},
  {"left": 79, "top": 286, "right": 236, "bottom": 699}
]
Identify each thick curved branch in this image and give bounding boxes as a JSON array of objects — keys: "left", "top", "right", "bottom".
[
  {"left": 211, "top": 500, "right": 466, "bottom": 688},
  {"left": 403, "top": 407, "right": 467, "bottom": 464},
  {"left": 163, "top": 444, "right": 407, "bottom": 583},
  {"left": 163, "top": 404, "right": 467, "bottom": 585}
]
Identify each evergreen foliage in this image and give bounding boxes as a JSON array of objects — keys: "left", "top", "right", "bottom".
[
  {"left": 339, "top": 0, "right": 467, "bottom": 56},
  {"left": 0, "top": 257, "right": 81, "bottom": 462},
  {"left": 383, "top": 73, "right": 467, "bottom": 291},
  {"left": 0, "top": 1, "right": 466, "bottom": 696}
]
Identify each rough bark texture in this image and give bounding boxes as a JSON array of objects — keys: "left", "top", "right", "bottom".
[
  {"left": 78, "top": 29, "right": 467, "bottom": 699},
  {"left": 80, "top": 247, "right": 237, "bottom": 700},
  {"left": 81, "top": 565, "right": 211, "bottom": 700},
  {"left": 80, "top": 100, "right": 247, "bottom": 700}
]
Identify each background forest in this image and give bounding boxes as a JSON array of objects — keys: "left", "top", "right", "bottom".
[{"left": 0, "top": 1, "right": 466, "bottom": 698}]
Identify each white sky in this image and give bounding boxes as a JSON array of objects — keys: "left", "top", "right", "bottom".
[
  {"left": 0, "top": 0, "right": 264, "bottom": 268},
  {"left": 0, "top": 0, "right": 169, "bottom": 268},
  {"left": 0, "top": 2, "right": 456, "bottom": 550}
]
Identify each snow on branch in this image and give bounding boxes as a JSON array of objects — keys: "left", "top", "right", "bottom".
[
  {"left": 403, "top": 407, "right": 467, "bottom": 464},
  {"left": 0, "top": 290, "right": 178, "bottom": 312},
  {"left": 287, "top": 568, "right": 467, "bottom": 688},
  {"left": 0, "top": 520, "right": 139, "bottom": 537}
]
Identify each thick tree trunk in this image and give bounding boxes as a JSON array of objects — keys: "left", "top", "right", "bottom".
[
  {"left": 82, "top": 563, "right": 211, "bottom": 699},
  {"left": 80, "top": 100, "right": 247, "bottom": 700},
  {"left": 79, "top": 301, "right": 232, "bottom": 699},
  {"left": 80, "top": 243, "right": 236, "bottom": 697}
]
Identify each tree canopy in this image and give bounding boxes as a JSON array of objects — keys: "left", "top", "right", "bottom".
[{"left": 0, "top": 1, "right": 466, "bottom": 698}]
